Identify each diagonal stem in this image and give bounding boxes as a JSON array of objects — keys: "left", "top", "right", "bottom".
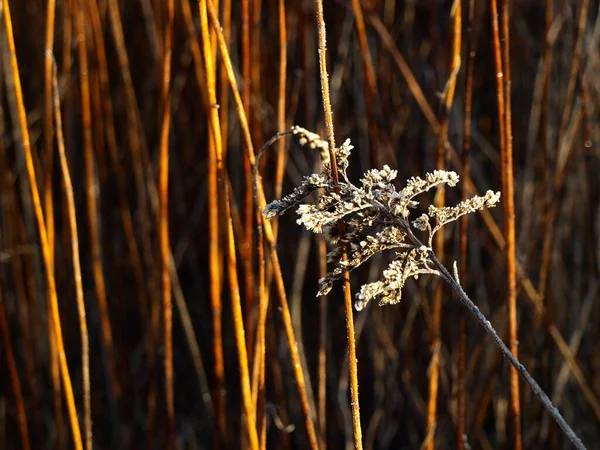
[{"left": 401, "top": 229, "right": 586, "bottom": 450}]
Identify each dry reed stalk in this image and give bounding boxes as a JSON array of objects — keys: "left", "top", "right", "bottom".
[
  {"left": 241, "top": 0, "right": 256, "bottom": 360},
  {"left": 529, "top": 0, "right": 553, "bottom": 331},
  {"left": 106, "top": 0, "right": 153, "bottom": 305},
  {"left": 538, "top": 0, "right": 589, "bottom": 304},
  {"left": 105, "top": 0, "right": 163, "bottom": 439},
  {"left": 158, "top": 0, "right": 175, "bottom": 444},
  {"left": 199, "top": 1, "right": 259, "bottom": 448},
  {"left": 250, "top": 0, "right": 263, "bottom": 149},
  {"left": 314, "top": 1, "right": 362, "bottom": 448},
  {"left": 52, "top": 62, "right": 91, "bottom": 450},
  {"left": 75, "top": 0, "right": 121, "bottom": 413},
  {"left": 349, "top": 0, "right": 381, "bottom": 168},
  {"left": 90, "top": 70, "right": 107, "bottom": 182},
  {"left": 87, "top": 0, "right": 147, "bottom": 317},
  {"left": 368, "top": 15, "right": 439, "bottom": 133},
  {"left": 457, "top": 1, "right": 476, "bottom": 447},
  {"left": 0, "top": 288, "right": 29, "bottom": 449},
  {"left": 139, "top": 0, "right": 160, "bottom": 59},
  {"left": 424, "top": 3, "right": 461, "bottom": 448},
  {"left": 274, "top": 0, "right": 288, "bottom": 204},
  {"left": 45, "top": 0, "right": 64, "bottom": 442},
  {"left": 204, "top": 2, "right": 319, "bottom": 447},
  {"left": 1, "top": 0, "right": 82, "bottom": 447},
  {"left": 219, "top": 0, "right": 232, "bottom": 159},
  {"left": 252, "top": 190, "right": 268, "bottom": 450},
  {"left": 491, "top": 1, "right": 522, "bottom": 446},
  {"left": 43, "top": 0, "right": 55, "bottom": 271},
  {"left": 317, "top": 235, "right": 328, "bottom": 450}
]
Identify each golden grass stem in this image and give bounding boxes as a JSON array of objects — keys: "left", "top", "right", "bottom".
[
  {"left": 425, "top": 4, "right": 461, "bottom": 448},
  {"left": 314, "top": 1, "right": 362, "bottom": 448},
  {"left": 241, "top": 0, "right": 256, "bottom": 362},
  {"left": 349, "top": 0, "right": 381, "bottom": 167},
  {"left": 491, "top": 1, "right": 522, "bottom": 447},
  {"left": 317, "top": 236, "right": 328, "bottom": 450},
  {"left": 274, "top": 0, "right": 288, "bottom": 203},
  {"left": 159, "top": 0, "right": 175, "bottom": 444}
]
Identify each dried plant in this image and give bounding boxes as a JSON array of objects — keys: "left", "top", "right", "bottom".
[{"left": 263, "top": 127, "right": 586, "bottom": 450}]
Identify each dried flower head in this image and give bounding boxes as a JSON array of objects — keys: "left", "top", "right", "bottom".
[{"left": 263, "top": 128, "right": 500, "bottom": 311}]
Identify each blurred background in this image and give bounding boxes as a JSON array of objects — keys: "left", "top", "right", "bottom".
[{"left": 0, "top": 0, "right": 599, "bottom": 448}]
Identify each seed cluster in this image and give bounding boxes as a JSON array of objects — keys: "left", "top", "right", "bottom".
[{"left": 263, "top": 127, "right": 501, "bottom": 311}]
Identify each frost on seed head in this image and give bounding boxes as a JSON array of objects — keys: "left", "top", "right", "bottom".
[{"left": 262, "top": 127, "right": 501, "bottom": 311}]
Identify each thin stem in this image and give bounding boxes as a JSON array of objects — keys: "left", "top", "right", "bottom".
[
  {"left": 159, "top": 0, "right": 175, "bottom": 444},
  {"left": 402, "top": 229, "right": 586, "bottom": 450},
  {"left": 314, "top": 1, "right": 362, "bottom": 448},
  {"left": 491, "top": 0, "right": 522, "bottom": 446},
  {"left": 458, "top": 0, "right": 475, "bottom": 447},
  {"left": 52, "top": 63, "right": 91, "bottom": 450},
  {"left": 499, "top": 2, "right": 522, "bottom": 447}
]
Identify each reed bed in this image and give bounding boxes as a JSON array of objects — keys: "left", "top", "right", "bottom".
[{"left": 0, "top": 1, "right": 599, "bottom": 448}]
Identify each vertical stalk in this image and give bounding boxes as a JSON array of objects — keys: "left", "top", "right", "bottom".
[
  {"left": 273, "top": 0, "right": 288, "bottom": 203},
  {"left": 348, "top": 0, "right": 381, "bottom": 167},
  {"left": 491, "top": 0, "right": 522, "bottom": 447},
  {"left": 314, "top": 1, "right": 362, "bottom": 448},
  {"left": 52, "top": 63, "right": 91, "bottom": 450},
  {"left": 457, "top": 1, "right": 475, "bottom": 448},
  {"left": 158, "top": 0, "right": 175, "bottom": 444},
  {"left": 425, "top": 2, "right": 461, "bottom": 449},
  {"left": 241, "top": 0, "right": 255, "bottom": 359},
  {"left": 317, "top": 236, "right": 328, "bottom": 449},
  {"left": 87, "top": 0, "right": 148, "bottom": 319},
  {"left": 219, "top": 0, "right": 232, "bottom": 158},
  {"left": 45, "top": 0, "right": 63, "bottom": 443}
]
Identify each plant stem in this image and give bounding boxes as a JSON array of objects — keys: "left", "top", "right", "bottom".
[
  {"left": 402, "top": 228, "right": 586, "bottom": 449},
  {"left": 314, "top": 1, "right": 363, "bottom": 448}
]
